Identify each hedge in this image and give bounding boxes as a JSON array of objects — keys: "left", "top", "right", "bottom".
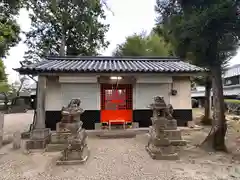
[{"left": 224, "top": 99, "right": 240, "bottom": 104}]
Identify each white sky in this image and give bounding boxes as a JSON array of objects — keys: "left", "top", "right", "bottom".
[{"left": 3, "top": 0, "right": 240, "bottom": 83}]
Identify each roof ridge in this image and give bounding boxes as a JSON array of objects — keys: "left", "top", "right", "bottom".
[{"left": 46, "top": 56, "right": 180, "bottom": 61}]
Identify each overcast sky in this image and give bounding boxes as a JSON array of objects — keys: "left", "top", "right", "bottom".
[{"left": 3, "top": 0, "right": 240, "bottom": 83}]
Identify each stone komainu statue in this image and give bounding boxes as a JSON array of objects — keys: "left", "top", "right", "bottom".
[
  {"left": 61, "top": 98, "right": 84, "bottom": 123},
  {"left": 151, "top": 96, "right": 174, "bottom": 119},
  {"left": 67, "top": 99, "right": 81, "bottom": 108}
]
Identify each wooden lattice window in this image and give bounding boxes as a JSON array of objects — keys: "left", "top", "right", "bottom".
[{"left": 100, "top": 84, "right": 133, "bottom": 110}]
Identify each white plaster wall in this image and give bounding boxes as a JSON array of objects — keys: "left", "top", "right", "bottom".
[
  {"left": 45, "top": 75, "right": 191, "bottom": 111},
  {"left": 61, "top": 83, "right": 100, "bottom": 110},
  {"left": 45, "top": 77, "right": 62, "bottom": 111},
  {"left": 135, "top": 83, "right": 170, "bottom": 109},
  {"left": 45, "top": 77, "right": 100, "bottom": 111},
  {"left": 170, "top": 77, "right": 191, "bottom": 109}
]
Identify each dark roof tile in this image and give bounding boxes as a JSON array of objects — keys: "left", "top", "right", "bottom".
[{"left": 16, "top": 56, "right": 206, "bottom": 74}]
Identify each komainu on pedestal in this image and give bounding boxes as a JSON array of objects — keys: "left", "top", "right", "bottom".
[
  {"left": 56, "top": 99, "right": 89, "bottom": 165},
  {"left": 56, "top": 121, "right": 89, "bottom": 165},
  {"left": 146, "top": 96, "right": 186, "bottom": 160},
  {"left": 46, "top": 99, "right": 84, "bottom": 152}
]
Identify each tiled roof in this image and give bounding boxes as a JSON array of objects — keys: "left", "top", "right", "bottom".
[
  {"left": 16, "top": 56, "right": 206, "bottom": 74},
  {"left": 224, "top": 64, "right": 240, "bottom": 78}
]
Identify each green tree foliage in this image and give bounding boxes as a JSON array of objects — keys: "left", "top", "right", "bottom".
[
  {"left": 23, "top": 0, "right": 109, "bottom": 63},
  {"left": 113, "top": 32, "right": 173, "bottom": 56},
  {"left": 0, "top": 0, "right": 21, "bottom": 58},
  {"left": 0, "top": 60, "right": 10, "bottom": 109},
  {"left": 0, "top": 0, "right": 22, "bottom": 97},
  {"left": 155, "top": 0, "right": 240, "bottom": 151}
]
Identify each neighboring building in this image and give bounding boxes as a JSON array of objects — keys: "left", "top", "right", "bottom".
[
  {"left": 192, "top": 64, "right": 240, "bottom": 102},
  {"left": 16, "top": 56, "right": 205, "bottom": 130}
]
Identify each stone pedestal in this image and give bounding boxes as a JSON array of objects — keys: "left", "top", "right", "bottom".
[
  {"left": 148, "top": 124, "right": 187, "bottom": 147},
  {"left": 56, "top": 143, "right": 89, "bottom": 165},
  {"left": 166, "top": 119, "right": 178, "bottom": 130},
  {"left": 0, "top": 113, "right": 4, "bottom": 148},
  {"left": 60, "top": 145, "right": 89, "bottom": 161},
  {"left": 146, "top": 130, "right": 179, "bottom": 160},
  {"left": 26, "top": 128, "right": 51, "bottom": 150},
  {"left": 56, "top": 125, "right": 90, "bottom": 165},
  {"left": 146, "top": 96, "right": 186, "bottom": 160},
  {"left": 46, "top": 122, "right": 81, "bottom": 152}
]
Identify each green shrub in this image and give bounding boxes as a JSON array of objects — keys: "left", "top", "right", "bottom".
[
  {"left": 224, "top": 99, "right": 240, "bottom": 115},
  {"left": 224, "top": 99, "right": 240, "bottom": 104}
]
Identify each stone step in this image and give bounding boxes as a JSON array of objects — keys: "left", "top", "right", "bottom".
[
  {"left": 87, "top": 128, "right": 148, "bottom": 137},
  {"left": 45, "top": 143, "right": 67, "bottom": 152},
  {"left": 96, "top": 130, "right": 137, "bottom": 139}
]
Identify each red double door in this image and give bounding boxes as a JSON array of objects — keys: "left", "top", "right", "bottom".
[{"left": 100, "top": 84, "right": 133, "bottom": 124}]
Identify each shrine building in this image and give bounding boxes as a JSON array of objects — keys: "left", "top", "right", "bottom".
[{"left": 16, "top": 56, "right": 206, "bottom": 130}]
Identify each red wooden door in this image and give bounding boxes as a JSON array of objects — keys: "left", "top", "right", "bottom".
[{"left": 100, "top": 84, "right": 133, "bottom": 124}]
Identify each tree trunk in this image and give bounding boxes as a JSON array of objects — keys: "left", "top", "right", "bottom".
[
  {"left": 59, "top": 0, "right": 68, "bottom": 56},
  {"left": 60, "top": 31, "right": 66, "bottom": 56},
  {"left": 201, "top": 65, "right": 227, "bottom": 151},
  {"left": 201, "top": 76, "right": 212, "bottom": 125}
]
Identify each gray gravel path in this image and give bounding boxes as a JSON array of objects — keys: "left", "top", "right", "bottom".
[{"left": 0, "top": 112, "right": 239, "bottom": 180}]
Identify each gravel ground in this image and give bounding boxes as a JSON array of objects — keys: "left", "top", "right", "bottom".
[
  {"left": 0, "top": 111, "right": 240, "bottom": 180},
  {"left": 2, "top": 111, "right": 33, "bottom": 137}
]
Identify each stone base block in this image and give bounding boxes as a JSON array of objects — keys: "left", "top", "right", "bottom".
[
  {"left": 56, "top": 158, "right": 88, "bottom": 165},
  {"left": 147, "top": 143, "right": 174, "bottom": 154},
  {"left": 166, "top": 120, "right": 177, "bottom": 130},
  {"left": 146, "top": 146, "right": 179, "bottom": 160},
  {"left": 151, "top": 117, "right": 168, "bottom": 129},
  {"left": 150, "top": 138, "right": 171, "bottom": 146},
  {"left": 51, "top": 132, "right": 71, "bottom": 144},
  {"left": 30, "top": 128, "right": 50, "bottom": 140},
  {"left": 21, "top": 132, "right": 30, "bottom": 139},
  {"left": 164, "top": 130, "right": 182, "bottom": 141},
  {"left": 45, "top": 143, "right": 67, "bottom": 152},
  {"left": 26, "top": 135, "right": 50, "bottom": 150},
  {"left": 56, "top": 147, "right": 90, "bottom": 165},
  {"left": 97, "top": 130, "right": 136, "bottom": 139},
  {"left": 171, "top": 140, "right": 187, "bottom": 146}
]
